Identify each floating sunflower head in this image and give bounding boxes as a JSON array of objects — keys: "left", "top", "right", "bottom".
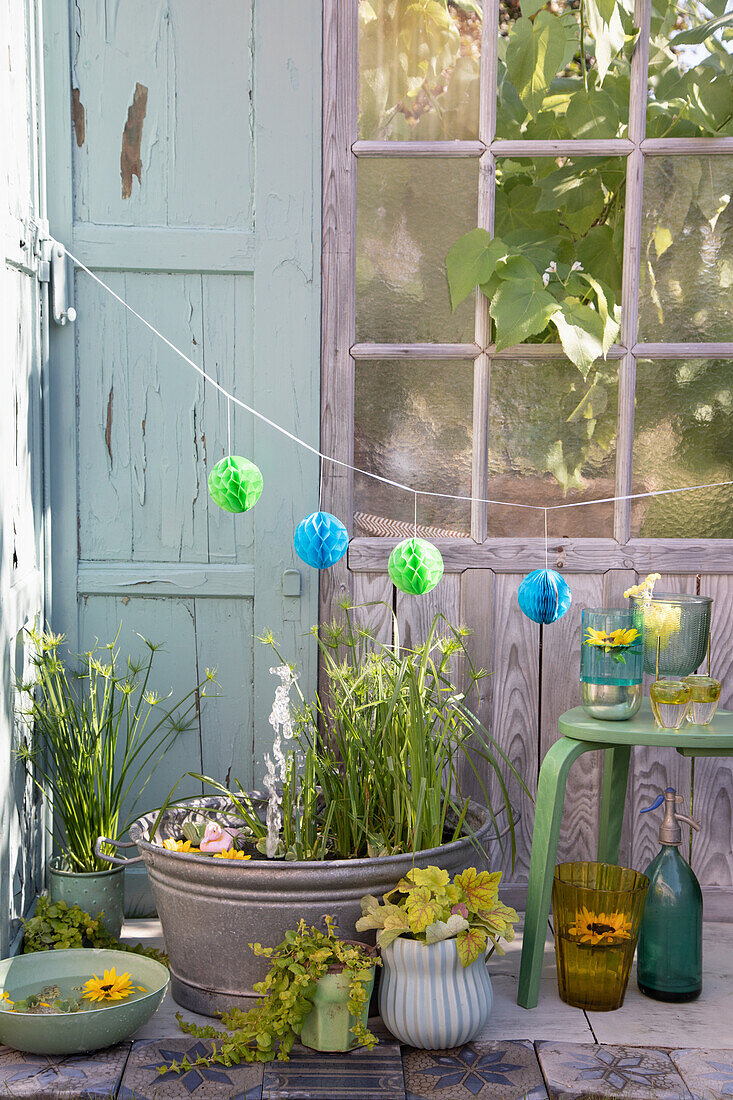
[
  {"left": 162, "top": 838, "right": 193, "bottom": 852},
  {"left": 213, "top": 847, "right": 251, "bottom": 860},
  {"left": 0, "top": 991, "right": 13, "bottom": 1009},
  {"left": 82, "top": 967, "right": 135, "bottom": 1003},
  {"left": 584, "top": 627, "right": 639, "bottom": 651},
  {"left": 567, "top": 906, "right": 633, "bottom": 945}
]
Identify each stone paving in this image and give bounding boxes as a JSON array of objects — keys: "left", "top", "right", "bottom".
[{"left": 1, "top": 919, "right": 732, "bottom": 1098}]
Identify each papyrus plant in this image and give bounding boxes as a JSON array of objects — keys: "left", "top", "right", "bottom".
[{"left": 16, "top": 626, "right": 216, "bottom": 872}]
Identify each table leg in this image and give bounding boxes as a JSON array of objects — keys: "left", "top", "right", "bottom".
[
  {"left": 597, "top": 743, "right": 631, "bottom": 864},
  {"left": 518, "top": 737, "right": 594, "bottom": 1009}
]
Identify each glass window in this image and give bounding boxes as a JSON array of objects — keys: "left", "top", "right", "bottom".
[
  {"left": 487, "top": 358, "right": 619, "bottom": 538},
  {"left": 356, "top": 158, "right": 478, "bottom": 343},
  {"left": 647, "top": 1, "right": 733, "bottom": 138},
  {"left": 638, "top": 157, "right": 733, "bottom": 343},
  {"left": 632, "top": 359, "right": 733, "bottom": 538},
  {"left": 496, "top": 0, "right": 631, "bottom": 139},
  {"left": 358, "top": 0, "right": 482, "bottom": 140},
  {"left": 354, "top": 359, "right": 473, "bottom": 536}
]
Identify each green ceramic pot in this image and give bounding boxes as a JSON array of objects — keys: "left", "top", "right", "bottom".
[
  {"left": 299, "top": 953, "right": 376, "bottom": 1053},
  {"left": 0, "top": 948, "right": 169, "bottom": 1055},
  {"left": 49, "top": 861, "right": 125, "bottom": 938}
]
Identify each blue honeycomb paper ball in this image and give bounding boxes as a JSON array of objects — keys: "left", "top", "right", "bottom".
[
  {"left": 294, "top": 511, "right": 349, "bottom": 569},
  {"left": 517, "top": 568, "right": 572, "bottom": 624}
]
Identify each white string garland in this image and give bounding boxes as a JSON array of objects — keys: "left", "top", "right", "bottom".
[{"left": 63, "top": 245, "right": 733, "bottom": 523}]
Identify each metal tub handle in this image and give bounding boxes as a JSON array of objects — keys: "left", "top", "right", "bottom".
[{"left": 96, "top": 836, "right": 144, "bottom": 866}]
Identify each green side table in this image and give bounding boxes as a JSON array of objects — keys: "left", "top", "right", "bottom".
[{"left": 517, "top": 699, "right": 733, "bottom": 1009}]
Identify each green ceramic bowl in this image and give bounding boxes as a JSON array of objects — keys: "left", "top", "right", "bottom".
[{"left": 0, "top": 948, "right": 169, "bottom": 1055}]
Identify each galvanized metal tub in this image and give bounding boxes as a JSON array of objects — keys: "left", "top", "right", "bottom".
[{"left": 109, "top": 795, "right": 507, "bottom": 1017}]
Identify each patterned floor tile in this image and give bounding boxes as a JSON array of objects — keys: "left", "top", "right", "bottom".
[
  {"left": 0, "top": 1043, "right": 130, "bottom": 1098},
  {"left": 119, "top": 1038, "right": 263, "bottom": 1099},
  {"left": 403, "top": 1040, "right": 547, "bottom": 1099},
  {"left": 261, "top": 1040, "right": 405, "bottom": 1099},
  {"left": 670, "top": 1048, "right": 733, "bottom": 1099},
  {"left": 536, "top": 1042, "right": 693, "bottom": 1099}
]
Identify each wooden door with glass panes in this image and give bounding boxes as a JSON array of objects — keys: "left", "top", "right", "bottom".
[{"left": 321, "top": 0, "right": 733, "bottom": 910}]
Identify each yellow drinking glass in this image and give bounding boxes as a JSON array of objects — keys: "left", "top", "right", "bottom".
[
  {"left": 650, "top": 679, "right": 691, "bottom": 729},
  {"left": 683, "top": 675, "right": 722, "bottom": 726}
]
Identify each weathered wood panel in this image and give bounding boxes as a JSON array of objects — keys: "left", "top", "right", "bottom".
[
  {"left": 76, "top": 271, "right": 256, "bottom": 565},
  {"left": 485, "top": 573, "right": 538, "bottom": 884},
  {"left": 71, "top": 1, "right": 253, "bottom": 229},
  {"left": 1, "top": 0, "right": 47, "bottom": 953},
  {"left": 692, "top": 574, "right": 733, "bottom": 887},
  {"left": 541, "top": 573, "right": 605, "bottom": 865}
]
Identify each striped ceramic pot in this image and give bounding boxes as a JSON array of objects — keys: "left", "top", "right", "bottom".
[{"left": 379, "top": 937, "right": 493, "bottom": 1049}]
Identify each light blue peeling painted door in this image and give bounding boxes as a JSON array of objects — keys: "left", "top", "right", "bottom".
[{"left": 43, "top": 2, "right": 321, "bottom": 866}]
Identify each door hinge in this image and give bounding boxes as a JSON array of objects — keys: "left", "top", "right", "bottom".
[{"left": 38, "top": 232, "right": 77, "bottom": 325}]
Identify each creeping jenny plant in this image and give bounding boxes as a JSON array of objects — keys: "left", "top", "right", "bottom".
[
  {"left": 357, "top": 864, "right": 518, "bottom": 967},
  {"left": 168, "top": 918, "right": 378, "bottom": 1069}
]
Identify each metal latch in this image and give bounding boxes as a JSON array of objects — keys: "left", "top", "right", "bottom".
[{"left": 43, "top": 239, "right": 77, "bottom": 325}]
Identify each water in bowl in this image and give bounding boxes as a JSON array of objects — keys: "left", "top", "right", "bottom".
[{"left": 1, "top": 974, "right": 149, "bottom": 1014}]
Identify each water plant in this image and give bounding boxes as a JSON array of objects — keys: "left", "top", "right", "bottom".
[
  {"left": 164, "top": 609, "right": 528, "bottom": 863},
  {"left": 15, "top": 626, "right": 217, "bottom": 872}
]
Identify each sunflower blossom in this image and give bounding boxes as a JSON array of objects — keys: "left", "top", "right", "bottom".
[
  {"left": 82, "top": 967, "right": 135, "bottom": 1003},
  {"left": 213, "top": 848, "right": 251, "bottom": 860},
  {"left": 567, "top": 906, "right": 633, "bottom": 945},
  {"left": 162, "top": 838, "right": 193, "bottom": 853}
]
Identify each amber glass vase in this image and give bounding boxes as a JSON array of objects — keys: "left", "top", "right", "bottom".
[{"left": 552, "top": 862, "right": 649, "bottom": 1011}]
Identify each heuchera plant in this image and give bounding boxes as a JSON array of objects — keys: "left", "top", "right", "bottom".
[{"left": 357, "top": 864, "right": 518, "bottom": 967}]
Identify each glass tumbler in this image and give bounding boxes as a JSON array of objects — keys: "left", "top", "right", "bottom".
[
  {"left": 580, "top": 608, "right": 644, "bottom": 720},
  {"left": 650, "top": 679, "right": 692, "bottom": 729},
  {"left": 683, "top": 675, "right": 722, "bottom": 726},
  {"left": 552, "top": 862, "right": 649, "bottom": 1011}
]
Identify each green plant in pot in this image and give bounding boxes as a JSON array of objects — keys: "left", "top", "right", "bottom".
[
  {"left": 115, "top": 609, "right": 530, "bottom": 1016},
  {"left": 168, "top": 917, "right": 378, "bottom": 1068},
  {"left": 358, "top": 864, "right": 518, "bottom": 1048},
  {"left": 16, "top": 626, "right": 216, "bottom": 938}
]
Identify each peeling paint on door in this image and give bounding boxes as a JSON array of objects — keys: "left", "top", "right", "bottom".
[
  {"left": 120, "top": 81, "right": 148, "bottom": 198},
  {"left": 71, "top": 86, "right": 85, "bottom": 146}
]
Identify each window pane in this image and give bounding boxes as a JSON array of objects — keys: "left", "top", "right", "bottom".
[
  {"left": 487, "top": 358, "right": 619, "bottom": 537},
  {"left": 356, "top": 158, "right": 478, "bottom": 343},
  {"left": 354, "top": 359, "right": 473, "bottom": 536},
  {"left": 638, "top": 157, "right": 733, "bottom": 343},
  {"left": 496, "top": 1, "right": 630, "bottom": 138},
  {"left": 648, "top": 1, "right": 733, "bottom": 137},
  {"left": 493, "top": 157, "right": 625, "bottom": 340},
  {"left": 358, "top": 0, "right": 482, "bottom": 141},
  {"left": 632, "top": 359, "right": 733, "bottom": 538}
]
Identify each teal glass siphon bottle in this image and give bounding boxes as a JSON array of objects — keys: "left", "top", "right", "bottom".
[{"left": 636, "top": 788, "right": 703, "bottom": 1002}]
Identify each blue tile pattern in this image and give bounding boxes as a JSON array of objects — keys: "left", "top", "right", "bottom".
[
  {"left": 403, "top": 1041, "right": 547, "bottom": 1099},
  {"left": 118, "top": 1038, "right": 263, "bottom": 1100},
  {"left": 671, "top": 1048, "right": 733, "bottom": 1099},
  {"left": 536, "top": 1042, "right": 692, "bottom": 1099},
  {"left": 262, "top": 1040, "right": 405, "bottom": 1099},
  {"left": 0, "top": 1043, "right": 130, "bottom": 1098}
]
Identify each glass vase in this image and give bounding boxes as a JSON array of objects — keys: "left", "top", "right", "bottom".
[
  {"left": 629, "top": 594, "right": 712, "bottom": 677},
  {"left": 552, "top": 862, "right": 649, "bottom": 1011},
  {"left": 580, "top": 608, "right": 644, "bottom": 720}
]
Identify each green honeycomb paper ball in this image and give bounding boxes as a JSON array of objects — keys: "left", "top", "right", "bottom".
[
  {"left": 388, "top": 537, "right": 444, "bottom": 596},
  {"left": 208, "top": 455, "right": 263, "bottom": 513}
]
